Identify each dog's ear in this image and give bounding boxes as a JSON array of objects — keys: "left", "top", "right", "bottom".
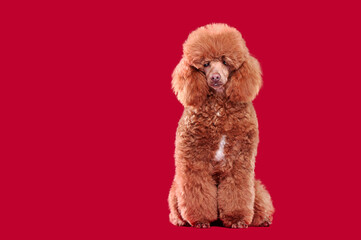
[
  {"left": 226, "top": 56, "right": 262, "bottom": 103},
  {"left": 171, "top": 58, "right": 208, "bottom": 107}
]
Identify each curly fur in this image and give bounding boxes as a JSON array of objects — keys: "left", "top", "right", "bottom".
[{"left": 168, "top": 23, "right": 274, "bottom": 228}]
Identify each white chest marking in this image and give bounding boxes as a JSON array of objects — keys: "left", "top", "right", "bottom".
[{"left": 215, "top": 135, "right": 226, "bottom": 161}]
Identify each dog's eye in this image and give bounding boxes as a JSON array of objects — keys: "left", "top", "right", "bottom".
[
  {"left": 203, "top": 62, "right": 210, "bottom": 67},
  {"left": 223, "top": 60, "right": 227, "bottom": 66}
]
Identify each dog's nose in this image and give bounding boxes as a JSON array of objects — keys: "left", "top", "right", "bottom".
[{"left": 211, "top": 73, "right": 221, "bottom": 82}]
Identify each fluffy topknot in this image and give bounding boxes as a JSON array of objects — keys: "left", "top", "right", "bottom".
[{"left": 183, "top": 23, "right": 249, "bottom": 69}]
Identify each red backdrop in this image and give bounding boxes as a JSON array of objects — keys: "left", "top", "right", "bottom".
[{"left": 1, "top": 0, "right": 361, "bottom": 239}]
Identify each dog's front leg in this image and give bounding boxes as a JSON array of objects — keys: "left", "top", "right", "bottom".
[
  {"left": 175, "top": 168, "right": 218, "bottom": 228},
  {"left": 218, "top": 155, "right": 256, "bottom": 228}
]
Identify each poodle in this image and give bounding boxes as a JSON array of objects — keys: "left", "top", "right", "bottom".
[{"left": 168, "top": 23, "right": 274, "bottom": 228}]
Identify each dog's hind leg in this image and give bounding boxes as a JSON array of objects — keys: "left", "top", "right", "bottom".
[
  {"left": 250, "top": 179, "right": 274, "bottom": 227},
  {"left": 168, "top": 180, "right": 188, "bottom": 226}
]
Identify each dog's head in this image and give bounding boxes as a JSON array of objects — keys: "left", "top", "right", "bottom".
[{"left": 172, "top": 23, "right": 262, "bottom": 107}]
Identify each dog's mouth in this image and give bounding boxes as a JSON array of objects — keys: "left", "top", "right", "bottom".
[
  {"left": 209, "top": 83, "right": 225, "bottom": 92},
  {"left": 211, "top": 83, "right": 223, "bottom": 88}
]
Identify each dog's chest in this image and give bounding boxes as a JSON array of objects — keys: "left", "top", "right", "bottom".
[
  {"left": 208, "top": 104, "right": 231, "bottom": 162},
  {"left": 214, "top": 135, "right": 226, "bottom": 161}
]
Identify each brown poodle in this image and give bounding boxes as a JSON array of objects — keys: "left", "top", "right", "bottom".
[{"left": 168, "top": 23, "right": 274, "bottom": 228}]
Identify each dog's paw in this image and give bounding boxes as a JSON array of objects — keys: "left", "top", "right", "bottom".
[
  {"left": 250, "top": 215, "right": 272, "bottom": 227},
  {"left": 230, "top": 220, "right": 248, "bottom": 229},
  {"left": 221, "top": 213, "right": 251, "bottom": 228},
  {"left": 169, "top": 213, "right": 189, "bottom": 227},
  {"left": 174, "top": 219, "right": 189, "bottom": 227},
  {"left": 258, "top": 220, "right": 271, "bottom": 227},
  {"left": 222, "top": 218, "right": 249, "bottom": 228},
  {"left": 193, "top": 221, "right": 210, "bottom": 229}
]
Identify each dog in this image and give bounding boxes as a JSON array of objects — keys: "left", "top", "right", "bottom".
[{"left": 168, "top": 23, "right": 274, "bottom": 228}]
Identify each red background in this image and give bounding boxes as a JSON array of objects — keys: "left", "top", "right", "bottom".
[{"left": 1, "top": 0, "right": 361, "bottom": 239}]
